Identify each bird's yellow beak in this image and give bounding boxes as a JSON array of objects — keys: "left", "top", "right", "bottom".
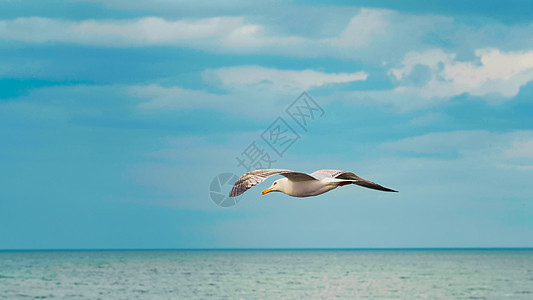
[{"left": 261, "top": 188, "right": 273, "bottom": 195}]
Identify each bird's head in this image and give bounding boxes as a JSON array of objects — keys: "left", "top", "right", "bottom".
[{"left": 261, "top": 178, "right": 287, "bottom": 195}]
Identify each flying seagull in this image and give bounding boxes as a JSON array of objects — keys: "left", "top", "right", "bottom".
[{"left": 230, "top": 169, "right": 397, "bottom": 198}]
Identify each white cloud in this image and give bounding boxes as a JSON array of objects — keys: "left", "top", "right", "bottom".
[
  {"left": 0, "top": 8, "right": 388, "bottom": 50},
  {"left": 3, "top": 10, "right": 533, "bottom": 112},
  {"left": 323, "top": 8, "right": 389, "bottom": 48},
  {"left": 390, "top": 48, "right": 533, "bottom": 100},
  {"left": 0, "top": 16, "right": 301, "bottom": 49},
  {"left": 202, "top": 65, "right": 368, "bottom": 91},
  {"left": 133, "top": 66, "right": 367, "bottom": 112},
  {"left": 0, "top": 8, "right": 411, "bottom": 60},
  {"left": 77, "top": 16, "right": 242, "bottom": 42},
  {"left": 389, "top": 49, "right": 455, "bottom": 80},
  {"left": 219, "top": 24, "right": 304, "bottom": 48},
  {"left": 0, "top": 7, "right": 532, "bottom": 66},
  {"left": 352, "top": 48, "right": 533, "bottom": 111},
  {"left": 382, "top": 130, "right": 533, "bottom": 172},
  {"left": 504, "top": 139, "right": 533, "bottom": 158}
]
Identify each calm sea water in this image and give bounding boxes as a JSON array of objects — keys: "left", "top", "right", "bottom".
[{"left": 1, "top": 250, "right": 532, "bottom": 299}]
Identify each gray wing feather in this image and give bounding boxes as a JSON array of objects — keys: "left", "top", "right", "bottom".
[
  {"left": 229, "top": 169, "right": 317, "bottom": 197},
  {"left": 312, "top": 169, "right": 398, "bottom": 192}
]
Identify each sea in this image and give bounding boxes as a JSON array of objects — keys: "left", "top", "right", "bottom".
[{"left": 1, "top": 249, "right": 532, "bottom": 299}]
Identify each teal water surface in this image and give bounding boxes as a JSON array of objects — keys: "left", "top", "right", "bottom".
[{"left": 1, "top": 250, "right": 532, "bottom": 299}]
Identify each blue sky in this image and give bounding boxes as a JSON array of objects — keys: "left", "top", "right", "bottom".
[{"left": 1, "top": 0, "right": 533, "bottom": 249}]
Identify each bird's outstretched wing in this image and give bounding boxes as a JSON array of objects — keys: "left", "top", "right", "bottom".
[
  {"left": 230, "top": 169, "right": 317, "bottom": 197},
  {"left": 312, "top": 169, "right": 398, "bottom": 192}
]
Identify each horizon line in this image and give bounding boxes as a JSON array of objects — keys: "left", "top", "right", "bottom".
[{"left": 2, "top": 247, "right": 533, "bottom": 252}]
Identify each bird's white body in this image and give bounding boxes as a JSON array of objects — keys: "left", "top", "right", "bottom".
[{"left": 271, "top": 177, "right": 338, "bottom": 197}]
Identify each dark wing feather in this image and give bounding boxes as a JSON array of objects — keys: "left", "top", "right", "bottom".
[
  {"left": 312, "top": 169, "right": 398, "bottom": 192},
  {"left": 229, "top": 169, "right": 317, "bottom": 197}
]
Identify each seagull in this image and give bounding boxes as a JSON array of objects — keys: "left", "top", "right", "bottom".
[{"left": 230, "top": 169, "right": 397, "bottom": 197}]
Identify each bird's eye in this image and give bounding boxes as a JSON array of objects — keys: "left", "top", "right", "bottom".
[{"left": 274, "top": 182, "right": 277, "bottom": 185}]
